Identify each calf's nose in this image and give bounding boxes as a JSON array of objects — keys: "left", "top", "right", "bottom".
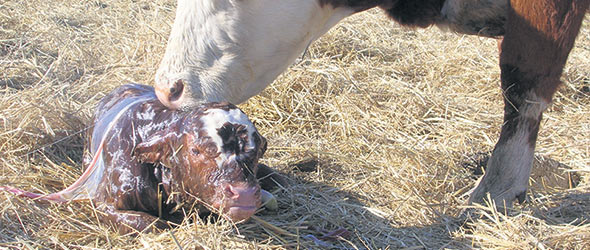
[
  {"left": 224, "top": 183, "right": 261, "bottom": 205},
  {"left": 220, "top": 182, "right": 261, "bottom": 222}
]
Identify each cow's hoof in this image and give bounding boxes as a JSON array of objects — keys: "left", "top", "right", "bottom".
[
  {"left": 468, "top": 174, "right": 528, "bottom": 209},
  {"left": 261, "top": 189, "right": 278, "bottom": 211}
]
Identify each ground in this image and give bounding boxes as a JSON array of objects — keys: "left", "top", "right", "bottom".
[{"left": 1, "top": 1, "right": 589, "bottom": 249}]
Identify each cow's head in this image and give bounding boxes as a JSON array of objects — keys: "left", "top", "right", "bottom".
[
  {"left": 153, "top": 0, "right": 363, "bottom": 109},
  {"left": 135, "top": 102, "right": 266, "bottom": 222}
]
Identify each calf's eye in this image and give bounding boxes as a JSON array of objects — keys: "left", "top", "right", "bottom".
[{"left": 191, "top": 148, "right": 200, "bottom": 155}]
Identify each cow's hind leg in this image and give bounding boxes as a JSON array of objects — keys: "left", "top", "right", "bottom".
[
  {"left": 469, "top": 0, "right": 589, "bottom": 207},
  {"left": 441, "top": 0, "right": 508, "bottom": 37}
]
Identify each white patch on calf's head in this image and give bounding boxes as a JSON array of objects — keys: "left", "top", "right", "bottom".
[{"left": 199, "top": 107, "right": 257, "bottom": 165}]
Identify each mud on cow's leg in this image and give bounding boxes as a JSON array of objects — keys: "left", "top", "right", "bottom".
[{"left": 469, "top": 0, "right": 590, "bottom": 207}]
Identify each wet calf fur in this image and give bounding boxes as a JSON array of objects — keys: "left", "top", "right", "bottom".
[{"left": 91, "top": 84, "right": 270, "bottom": 233}]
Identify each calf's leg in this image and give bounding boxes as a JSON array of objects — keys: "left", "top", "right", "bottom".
[
  {"left": 99, "top": 204, "right": 171, "bottom": 234},
  {"left": 469, "top": 0, "right": 589, "bottom": 207}
]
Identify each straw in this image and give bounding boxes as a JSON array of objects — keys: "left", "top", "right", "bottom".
[{"left": 1, "top": 1, "right": 589, "bottom": 249}]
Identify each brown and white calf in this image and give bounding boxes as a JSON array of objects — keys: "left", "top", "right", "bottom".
[
  {"left": 1, "top": 84, "right": 282, "bottom": 233},
  {"left": 153, "top": 0, "right": 589, "bottom": 207}
]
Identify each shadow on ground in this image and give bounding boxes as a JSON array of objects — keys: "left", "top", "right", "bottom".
[{"left": 243, "top": 155, "right": 469, "bottom": 249}]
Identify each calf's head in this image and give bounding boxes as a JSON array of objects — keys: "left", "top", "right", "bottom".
[{"left": 134, "top": 102, "right": 266, "bottom": 222}]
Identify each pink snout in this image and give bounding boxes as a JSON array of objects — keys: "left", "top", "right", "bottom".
[{"left": 216, "top": 183, "right": 261, "bottom": 222}]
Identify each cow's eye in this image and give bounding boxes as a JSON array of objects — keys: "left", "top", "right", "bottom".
[{"left": 191, "top": 148, "right": 200, "bottom": 155}]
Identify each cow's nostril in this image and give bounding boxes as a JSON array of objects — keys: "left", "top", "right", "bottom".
[
  {"left": 169, "top": 79, "right": 184, "bottom": 102},
  {"left": 155, "top": 79, "right": 184, "bottom": 109}
]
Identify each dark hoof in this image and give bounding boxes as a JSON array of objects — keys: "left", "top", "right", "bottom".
[
  {"left": 257, "top": 163, "right": 289, "bottom": 191},
  {"left": 288, "top": 157, "right": 319, "bottom": 172}
]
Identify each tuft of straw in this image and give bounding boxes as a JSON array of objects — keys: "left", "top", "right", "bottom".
[{"left": 1, "top": 1, "right": 589, "bottom": 249}]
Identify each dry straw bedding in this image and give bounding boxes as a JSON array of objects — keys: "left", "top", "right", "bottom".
[{"left": 1, "top": 1, "right": 589, "bottom": 249}]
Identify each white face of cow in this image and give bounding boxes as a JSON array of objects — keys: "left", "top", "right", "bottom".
[{"left": 154, "top": 0, "right": 355, "bottom": 109}]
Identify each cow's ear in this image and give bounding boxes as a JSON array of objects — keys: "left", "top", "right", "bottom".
[{"left": 134, "top": 130, "right": 180, "bottom": 164}]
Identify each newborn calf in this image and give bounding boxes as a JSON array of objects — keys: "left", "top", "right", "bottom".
[{"left": 1, "top": 84, "right": 281, "bottom": 233}]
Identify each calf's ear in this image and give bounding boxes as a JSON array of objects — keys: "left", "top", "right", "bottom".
[
  {"left": 134, "top": 130, "right": 180, "bottom": 164},
  {"left": 256, "top": 132, "right": 267, "bottom": 159}
]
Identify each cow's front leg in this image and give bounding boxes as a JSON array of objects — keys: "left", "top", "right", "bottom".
[
  {"left": 468, "top": 87, "right": 546, "bottom": 207},
  {"left": 468, "top": 0, "right": 589, "bottom": 207}
]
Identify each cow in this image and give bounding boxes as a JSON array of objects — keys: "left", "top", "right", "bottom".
[
  {"left": 0, "top": 84, "right": 282, "bottom": 233},
  {"left": 151, "top": 0, "right": 589, "bottom": 207}
]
